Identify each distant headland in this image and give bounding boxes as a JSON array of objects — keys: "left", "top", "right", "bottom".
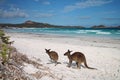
[{"left": 0, "top": 20, "right": 120, "bottom": 29}]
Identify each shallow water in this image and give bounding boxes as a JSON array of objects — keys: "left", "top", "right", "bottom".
[{"left": 4, "top": 28, "right": 120, "bottom": 39}]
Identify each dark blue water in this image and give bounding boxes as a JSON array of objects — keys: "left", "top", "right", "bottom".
[{"left": 5, "top": 28, "right": 120, "bottom": 39}]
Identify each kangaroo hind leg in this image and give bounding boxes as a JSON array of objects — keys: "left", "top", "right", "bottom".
[
  {"left": 77, "top": 61, "right": 82, "bottom": 69},
  {"left": 55, "top": 61, "right": 58, "bottom": 66}
]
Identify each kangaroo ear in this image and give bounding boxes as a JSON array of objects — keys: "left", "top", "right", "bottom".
[
  {"left": 68, "top": 49, "right": 70, "bottom": 52},
  {"left": 68, "top": 49, "right": 72, "bottom": 53},
  {"left": 70, "top": 50, "right": 72, "bottom": 53},
  {"left": 68, "top": 49, "right": 71, "bottom": 52},
  {"left": 48, "top": 49, "right": 51, "bottom": 51},
  {"left": 45, "top": 48, "right": 49, "bottom": 51},
  {"left": 45, "top": 48, "right": 47, "bottom": 51}
]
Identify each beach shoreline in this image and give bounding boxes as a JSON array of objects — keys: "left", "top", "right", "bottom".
[
  {"left": 7, "top": 32, "right": 120, "bottom": 49},
  {"left": 6, "top": 32, "right": 120, "bottom": 80}
]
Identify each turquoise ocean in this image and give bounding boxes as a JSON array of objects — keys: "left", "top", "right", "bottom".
[{"left": 5, "top": 28, "right": 120, "bottom": 39}]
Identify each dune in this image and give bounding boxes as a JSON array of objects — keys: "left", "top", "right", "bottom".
[{"left": 6, "top": 32, "right": 120, "bottom": 80}]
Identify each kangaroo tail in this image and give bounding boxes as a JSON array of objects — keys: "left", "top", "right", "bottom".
[
  {"left": 55, "top": 62, "right": 61, "bottom": 66},
  {"left": 57, "top": 62, "right": 61, "bottom": 64},
  {"left": 84, "top": 58, "right": 97, "bottom": 70}
]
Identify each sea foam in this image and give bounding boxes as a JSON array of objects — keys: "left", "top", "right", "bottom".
[{"left": 96, "top": 32, "right": 111, "bottom": 35}]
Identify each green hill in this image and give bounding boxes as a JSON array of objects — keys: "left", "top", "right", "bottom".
[{"left": 0, "top": 20, "right": 84, "bottom": 29}]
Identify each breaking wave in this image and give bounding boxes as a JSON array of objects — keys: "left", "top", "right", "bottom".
[{"left": 4, "top": 28, "right": 120, "bottom": 38}]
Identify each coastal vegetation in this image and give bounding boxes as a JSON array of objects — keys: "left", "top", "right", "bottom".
[
  {"left": 0, "top": 20, "right": 120, "bottom": 29},
  {"left": 0, "top": 29, "right": 58, "bottom": 80},
  {"left": 91, "top": 25, "right": 120, "bottom": 29},
  {"left": 0, "top": 20, "right": 84, "bottom": 29}
]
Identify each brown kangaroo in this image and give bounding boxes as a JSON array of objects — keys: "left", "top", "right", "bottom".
[
  {"left": 45, "top": 49, "right": 61, "bottom": 66},
  {"left": 64, "top": 49, "right": 96, "bottom": 69}
]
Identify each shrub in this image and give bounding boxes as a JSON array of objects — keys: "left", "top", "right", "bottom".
[
  {"left": 0, "top": 29, "right": 14, "bottom": 45},
  {"left": 0, "top": 29, "right": 5, "bottom": 37},
  {"left": 0, "top": 44, "right": 10, "bottom": 65}
]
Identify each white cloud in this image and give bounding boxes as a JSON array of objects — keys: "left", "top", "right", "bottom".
[
  {"left": 35, "top": 13, "right": 54, "bottom": 18},
  {"left": 63, "top": 0, "right": 113, "bottom": 12},
  {"left": 43, "top": 1, "right": 51, "bottom": 5},
  {"left": 33, "top": 0, "right": 51, "bottom": 5},
  {"left": 0, "top": 8, "right": 29, "bottom": 18},
  {"left": 102, "top": 11, "right": 116, "bottom": 14},
  {"left": 34, "top": 0, "right": 39, "bottom": 2}
]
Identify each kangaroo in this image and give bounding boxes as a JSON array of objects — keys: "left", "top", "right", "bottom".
[
  {"left": 64, "top": 49, "right": 96, "bottom": 69},
  {"left": 45, "top": 49, "right": 61, "bottom": 66}
]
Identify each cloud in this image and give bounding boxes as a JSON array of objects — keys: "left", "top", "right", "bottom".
[
  {"left": 33, "top": 0, "right": 51, "bottom": 5},
  {"left": 102, "top": 11, "right": 116, "bottom": 14},
  {"left": 43, "top": 1, "right": 51, "bottom": 5},
  {"left": 35, "top": 13, "right": 54, "bottom": 18},
  {"left": 0, "top": 8, "right": 29, "bottom": 18},
  {"left": 63, "top": 0, "right": 113, "bottom": 12},
  {"left": 79, "top": 16, "right": 91, "bottom": 19},
  {"left": 102, "top": 17, "right": 120, "bottom": 20},
  {"left": 34, "top": 0, "right": 39, "bottom": 2}
]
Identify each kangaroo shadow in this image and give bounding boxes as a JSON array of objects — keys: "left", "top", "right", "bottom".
[
  {"left": 47, "top": 59, "right": 55, "bottom": 64},
  {"left": 63, "top": 61, "right": 85, "bottom": 69}
]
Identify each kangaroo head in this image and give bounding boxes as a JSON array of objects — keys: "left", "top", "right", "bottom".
[
  {"left": 45, "top": 49, "right": 51, "bottom": 53},
  {"left": 64, "top": 49, "right": 72, "bottom": 56}
]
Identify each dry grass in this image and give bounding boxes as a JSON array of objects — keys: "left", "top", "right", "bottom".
[
  {"left": 0, "top": 33, "right": 62, "bottom": 80},
  {"left": 0, "top": 43, "right": 62, "bottom": 80}
]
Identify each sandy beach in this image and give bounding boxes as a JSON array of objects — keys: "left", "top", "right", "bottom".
[{"left": 6, "top": 32, "right": 120, "bottom": 80}]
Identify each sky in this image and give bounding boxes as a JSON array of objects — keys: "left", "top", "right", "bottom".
[{"left": 0, "top": 0, "right": 120, "bottom": 27}]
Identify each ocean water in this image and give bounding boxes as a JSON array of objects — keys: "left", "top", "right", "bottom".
[{"left": 5, "top": 28, "right": 120, "bottom": 39}]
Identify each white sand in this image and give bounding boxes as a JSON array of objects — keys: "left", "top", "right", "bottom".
[{"left": 7, "top": 32, "right": 120, "bottom": 80}]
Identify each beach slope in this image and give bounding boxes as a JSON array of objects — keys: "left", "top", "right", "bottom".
[{"left": 7, "top": 32, "right": 120, "bottom": 80}]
